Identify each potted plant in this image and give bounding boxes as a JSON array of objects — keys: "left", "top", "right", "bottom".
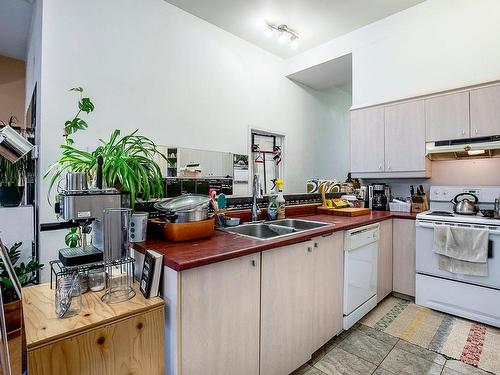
[
  {"left": 0, "top": 242, "right": 43, "bottom": 336},
  {"left": 0, "top": 116, "right": 29, "bottom": 207},
  {"left": 45, "top": 88, "right": 167, "bottom": 211},
  {"left": 44, "top": 87, "right": 166, "bottom": 248}
]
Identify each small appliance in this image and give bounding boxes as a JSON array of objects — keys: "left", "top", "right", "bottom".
[
  {"left": 371, "top": 183, "right": 388, "bottom": 211},
  {"left": 56, "top": 171, "right": 128, "bottom": 266}
]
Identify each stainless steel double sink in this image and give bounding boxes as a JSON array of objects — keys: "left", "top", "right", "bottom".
[{"left": 223, "top": 219, "right": 330, "bottom": 240}]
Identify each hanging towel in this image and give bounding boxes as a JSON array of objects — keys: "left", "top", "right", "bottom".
[{"left": 433, "top": 225, "right": 489, "bottom": 276}]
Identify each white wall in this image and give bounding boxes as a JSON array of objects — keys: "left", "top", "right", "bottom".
[
  {"left": 285, "top": 0, "right": 500, "bottom": 108},
  {"left": 35, "top": 0, "right": 329, "bottom": 280},
  {"left": 312, "top": 86, "right": 352, "bottom": 180}
]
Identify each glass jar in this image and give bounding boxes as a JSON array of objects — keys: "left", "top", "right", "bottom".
[
  {"left": 88, "top": 268, "right": 106, "bottom": 292},
  {"left": 55, "top": 274, "right": 81, "bottom": 318}
]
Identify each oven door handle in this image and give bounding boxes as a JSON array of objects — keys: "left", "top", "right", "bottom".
[{"left": 417, "top": 220, "right": 500, "bottom": 233}]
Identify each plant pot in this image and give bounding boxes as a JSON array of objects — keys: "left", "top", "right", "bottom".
[
  {"left": 4, "top": 299, "right": 22, "bottom": 338},
  {"left": 0, "top": 186, "right": 24, "bottom": 207}
]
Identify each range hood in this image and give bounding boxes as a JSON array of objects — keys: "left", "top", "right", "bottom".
[{"left": 426, "top": 135, "right": 500, "bottom": 160}]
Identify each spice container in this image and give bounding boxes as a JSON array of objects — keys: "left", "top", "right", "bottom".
[{"left": 88, "top": 268, "right": 106, "bottom": 292}]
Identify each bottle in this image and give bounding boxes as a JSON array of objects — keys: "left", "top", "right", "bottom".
[
  {"left": 267, "top": 195, "right": 278, "bottom": 221},
  {"left": 275, "top": 179, "right": 286, "bottom": 220}
]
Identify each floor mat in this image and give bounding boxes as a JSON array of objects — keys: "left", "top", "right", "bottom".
[{"left": 360, "top": 296, "right": 500, "bottom": 374}]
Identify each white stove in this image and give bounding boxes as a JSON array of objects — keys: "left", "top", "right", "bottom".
[{"left": 415, "top": 186, "right": 500, "bottom": 327}]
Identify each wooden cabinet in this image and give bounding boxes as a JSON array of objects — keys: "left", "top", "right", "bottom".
[
  {"left": 23, "top": 283, "right": 165, "bottom": 375},
  {"left": 260, "top": 242, "right": 314, "bottom": 375},
  {"left": 181, "top": 253, "right": 260, "bottom": 375},
  {"left": 425, "top": 92, "right": 470, "bottom": 142},
  {"left": 350, "top": 107, "right": 385, "bottom": 173},
  {"left": 311, "top": 233, "right": 344, "bottom": 349},
  {"left": 392, "top": 219, "right": 416, "bottom": 297},
  {"left": 350, "top": 102, "right": 429, "bottom": 178},
  {"left": 384, "top": 100, "right": 426, "bottom": 173},
  {"left": 377, "top": 219, "right": 393, "bottom": 302},
  {"left": 470, "top": 84, "right": 500, "bottom": 137}
]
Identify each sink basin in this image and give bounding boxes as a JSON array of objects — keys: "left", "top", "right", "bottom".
[
  {"left": 224, "top": 223, "right": 295, "bottom": 239},
  {"left": 223, "top": 219, "right": 329, "bottom": 240},
  {"left": 271, "top": 219, "right": 329, "bottom": 231}
]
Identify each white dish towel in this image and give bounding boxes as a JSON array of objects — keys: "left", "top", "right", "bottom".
[{"left": 433, "top": 225, "right": 489, "bottom": 276}]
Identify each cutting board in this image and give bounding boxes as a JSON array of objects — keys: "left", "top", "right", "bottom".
[{"left": 317, "top": 207, "right": 371, "bottom": 217}]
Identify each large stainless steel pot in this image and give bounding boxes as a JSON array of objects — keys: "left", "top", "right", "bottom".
[
  {"left": 451, "top": 192, "right": 479, "bottom": 215},
  {"left": 170, "top": 206, "right": 209, "bottom": 223},
  {"left": 154, "top": 194, "right": 211, "bottom": 223}
]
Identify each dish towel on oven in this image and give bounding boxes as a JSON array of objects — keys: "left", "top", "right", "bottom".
[{"left": 433, "top": 225, "right": 489, "bottom": 276}]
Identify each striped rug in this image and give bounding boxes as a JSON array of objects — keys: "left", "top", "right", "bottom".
[{"left": 360, "top": 297, "right": 500, "bottom": 374}]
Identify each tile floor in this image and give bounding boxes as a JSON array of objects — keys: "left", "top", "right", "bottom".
[{"left": 292, "top": 323, "right": 495, "bottom": 375}]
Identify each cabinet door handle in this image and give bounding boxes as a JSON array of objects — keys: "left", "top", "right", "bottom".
[
  {"left": 251, "top": 260, "right": 256, "bottom": 267},
  {"left": 387, "top": 165, "right": 391, "bottom": 170},
  {"left": 462, "top": 130, "right": 466, "bottom": 135},
  {"left": 378, "top": 165, "right": 382, "bottom": 170},
  {"left": 474, "top": 128, "right": 478, "bottom": 134},
  {"left": 314, "top": 242, "right": 319, "bottom": 248},
  {"left": 307, "top": 247, "right": 313, "bottom": 253}
]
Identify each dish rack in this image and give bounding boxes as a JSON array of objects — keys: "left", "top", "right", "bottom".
[{"left": 49, "top": 257, "right": 136, "bottom": 290}]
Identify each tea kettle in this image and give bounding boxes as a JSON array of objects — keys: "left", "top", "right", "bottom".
[{"left": 451, "top": 193, "right": 479, "bottom": 215}]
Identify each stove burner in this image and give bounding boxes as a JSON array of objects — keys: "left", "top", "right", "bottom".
[{"left": 427, "top": 211, "right": 455, "bottom": 217}]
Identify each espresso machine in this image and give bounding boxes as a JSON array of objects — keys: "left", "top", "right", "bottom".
[{"left": 56, "top": 168, "right": 129, "bottom": 266}]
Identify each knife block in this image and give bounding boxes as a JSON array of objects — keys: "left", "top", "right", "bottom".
[{"left": 411, "top": 194, "right": 428, "bottom": 213}]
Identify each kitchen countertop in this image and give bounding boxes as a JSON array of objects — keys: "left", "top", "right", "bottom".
[{"left": 131, "top": 209, "right": 416, "bottom": 272}]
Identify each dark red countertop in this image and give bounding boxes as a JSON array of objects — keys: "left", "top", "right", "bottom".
[{"left": 131, "top": 209, "right": 416, "bottom": 272}]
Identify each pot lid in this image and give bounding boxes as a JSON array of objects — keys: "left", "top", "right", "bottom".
[{"left": 154, "top": 194, "right": 210, "bottom": 212}]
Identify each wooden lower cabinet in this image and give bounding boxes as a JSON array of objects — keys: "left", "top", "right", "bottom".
[
  {"left": 260, "top": 241, "right": 315, "bottom": 375},
  {"left": 377, "top": 219, "right": 393, "bottom": 302},
  {"left": 23, "top": 283, "right": 165, "bottom": 375},
  {"left": 393, "top": 219, "right": 416, "bottom": 297},
  {"left": 180, "top": 253, "right": 261, "bottom": 375},
  {"left": 28, "top": 308, "right": 165, "bottom": 375},
  {"left": 311, "top": 233, "right": 344, "bottom": 349}
]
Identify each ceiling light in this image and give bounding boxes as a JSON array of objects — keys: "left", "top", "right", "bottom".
[
  {"left": 265, "top": 21, "right": 299, "bottom": 49},
  {"left": 467, "top": 149, "right": 486, "bottom": 156},
  {"left": 265, "top": 25, "right": 274, "bottom": 38}
]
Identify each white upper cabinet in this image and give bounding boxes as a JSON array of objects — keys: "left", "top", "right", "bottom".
[
  {"left": 384, "top": 100, "right": 426, "bottom": 172},
  {"left": 350, "top": 107, "right": 385, "bottom": 173},
  {"left": 470, "top": 84, "right": 500, "bottom": 137},
  {"left": 425, "top": 92, "right": 470, "bottom": 142}
]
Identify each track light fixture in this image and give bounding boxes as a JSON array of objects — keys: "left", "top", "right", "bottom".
[{"left": 265, "top": 21, "right": 299, "bottom": 49}]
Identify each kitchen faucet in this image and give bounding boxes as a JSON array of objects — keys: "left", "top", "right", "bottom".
[{"left": 252, "top": 174, "right": 262, "bottom": 222}]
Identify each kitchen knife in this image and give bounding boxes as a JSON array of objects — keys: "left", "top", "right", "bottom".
[
  {"left": 410, "top": 185, "right": 415, "bottom": 196},
  {"left": 419, "top": 185, "right": 425, "bottom": 196}
]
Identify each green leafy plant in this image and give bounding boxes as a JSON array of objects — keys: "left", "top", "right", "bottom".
[
  {"left": 64, "top": 87, "right": 95, "bottom": 145},
  {"left": 45, "top": 87, "right": 166, "bottom": 211},
  {"left": 0, "top": 156, "right": 27, "bottom": 187},
  {"left": 45, "top": 129, "right": 166, "bottom": 208},
  {"left": 0, "top": 242, "right": 43, "bottom": 303}
]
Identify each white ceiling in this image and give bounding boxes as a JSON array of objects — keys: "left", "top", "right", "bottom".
[
  {"left": 0, "top": 0, "right": 33, "bottom": 60},
  {"left": 288, "top": 54, "right": 352, "bottom": 91},
  {"left": 165, "top": 0, "right": 425, "bottom": 58}
]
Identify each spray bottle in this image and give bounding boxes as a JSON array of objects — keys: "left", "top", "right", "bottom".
[{"left": 275, "top": 178, "right": 286, "bottom": 220}]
